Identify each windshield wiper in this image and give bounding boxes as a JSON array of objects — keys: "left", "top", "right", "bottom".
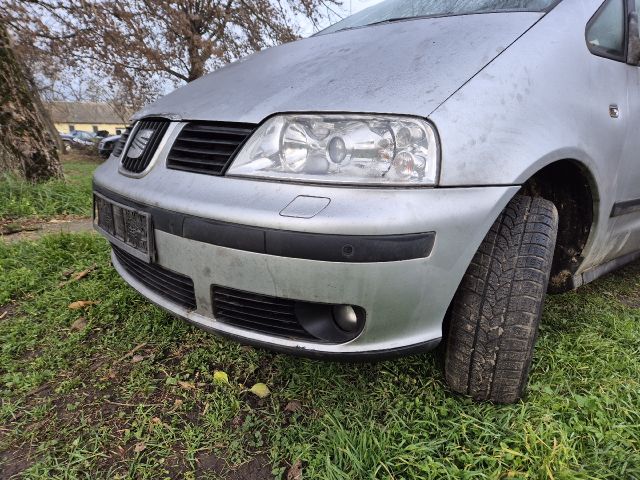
[
  {"left": 328, "top": 13, "right": 445, "bottom": 35},
  {"left": 365, "top": 14, "right": 452, "bottom": 27},
  {"left": 365, "top": 16, "right": 412, "bottom": 27},
  {"left": 329, "top": 25, "right": 362, "bottom": 34},
  {"left": 337, "top": 15, "right": 439, "bottom": 33}
]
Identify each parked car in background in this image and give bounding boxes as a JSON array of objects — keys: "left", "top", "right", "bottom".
[
  {"left": 98, "top": 134, "right": 122, "bottom": 158},
  {"left": 60, "top": 130, "right": 98, "bottom": 151},
  {"left": 93, "top": 0, "right": 640, "bottom": 403}
]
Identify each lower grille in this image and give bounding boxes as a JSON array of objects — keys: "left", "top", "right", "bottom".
[
  {"left": 112, "top": 245, "right": 196, "bottom": 310},
  {"left": 212, "top": 287, "right": 315, "bottom": 340}
]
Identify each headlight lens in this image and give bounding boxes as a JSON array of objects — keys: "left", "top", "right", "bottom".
[{"left": 227, "top": 114, "right": 439, "bottom": 185}]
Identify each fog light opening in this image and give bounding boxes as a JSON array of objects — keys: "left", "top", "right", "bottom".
[
  {"left": 295, "top": 301, "right": 365, "bottom": 342},
  {"left": 332, "top": 304, "right": 359, "bottom": 332}
]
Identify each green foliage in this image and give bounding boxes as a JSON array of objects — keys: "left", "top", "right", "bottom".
[
  {"left": 0, "top": 155, "right": 96, "bottom": 220},
  {"left": 0, "top": 234, "right": 639, "bottom": 479}
]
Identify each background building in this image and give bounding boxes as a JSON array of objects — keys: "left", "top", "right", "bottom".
[{"left": 46, "top": 101, "right": 132, "bottom": 135}]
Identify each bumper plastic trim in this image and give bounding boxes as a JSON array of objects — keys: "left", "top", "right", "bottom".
[{"left": 94, "top": 183, "right": 435, "bottom": 263}]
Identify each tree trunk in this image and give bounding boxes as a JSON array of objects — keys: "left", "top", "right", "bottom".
[
  {"left": 0, "top": 21, "right": 63, "bottom": 181},
  {"left": 28, "top": 74, "right": 64, "bottom": 153}
]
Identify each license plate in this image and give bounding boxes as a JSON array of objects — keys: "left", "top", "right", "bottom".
[{"left": 93, "top": 192, "right": 154, "bottom": 262}]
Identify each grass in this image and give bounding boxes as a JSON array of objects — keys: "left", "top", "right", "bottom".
[
  {"left": 0, "top": 158, "right": 639, "bottom": 478},
  {"left": 0, "top": 153, "right": 98, "bottom": 221},
  {"left": 0, "top": 233, "right": 639, "bottom": 479}
]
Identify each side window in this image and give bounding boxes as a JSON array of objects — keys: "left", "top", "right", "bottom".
[{"left": 587, "top": 0, "right": 626, "bottom": 61}]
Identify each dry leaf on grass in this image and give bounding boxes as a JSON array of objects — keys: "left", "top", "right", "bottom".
[
  {"left": 117, "top": 343, "right": 148, "bottom": 362},
  {"left": 61, "top": 267, "right": 75, "bottom": 277},
  {"left": 249, "top": 383, "right": 270, "bottom": 398},
  {"left": 133, "top": 442, "right": 146, "bottom": 453},
  {"left": 284, "top": 400, "right": 302, "bottom": 413},
  {"left": 149, "top": 417, "right": 162, "bottom": 431},
  {"left": 287, "top": 459, "right": 303, "bottom": 480},
  {"left": 169, "top": 398, "right": 184, "bottom": 413},
  {"left": 70, "top": 317, "right": 88, "bottom": 331},
  {"left": 131, "top": 354, "right": 144, "bottom": 363},
  {"left": 59, "top": 264, "right": 97, "bottom": 287},
  {"left": 68, "top": 300, "right": 99, "bottom": 310},
  {"left": 178, "top": 380, "right": 196, "bottom": 391},
  {"left": 231, "top": 415, "right": 243, "bottom": 428}
]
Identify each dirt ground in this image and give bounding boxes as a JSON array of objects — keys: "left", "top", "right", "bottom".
[{"left": 0, "top": 217, "right": 95, "bottom": 243}]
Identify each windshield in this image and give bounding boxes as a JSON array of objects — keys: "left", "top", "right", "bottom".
[{"left": 321, "top": 0, "right": 556, "bottom": 34}]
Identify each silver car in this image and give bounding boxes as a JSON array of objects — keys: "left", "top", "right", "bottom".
[{"left": 93, "top": 0, "right": 640, "bottom": 403}]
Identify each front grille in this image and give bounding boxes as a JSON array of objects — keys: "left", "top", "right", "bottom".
[
  {"left": 112, "top": 126, "right": 132, "bottom": 157},
  {"left": 167, "top": 122, "right": 256, "bottom": 175},
  {"left": 121, "top": 120, "right": 169, "bottom": 173},
  {"left": 212, "top": 287, "right": 315, "bottom": 340},
  {"left": 112, "top": 245, "right": 196, "bottom": 310}
]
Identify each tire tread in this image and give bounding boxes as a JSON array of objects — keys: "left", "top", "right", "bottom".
[{"left": 444, "top": 195, "right": 558, "bottom": 403}]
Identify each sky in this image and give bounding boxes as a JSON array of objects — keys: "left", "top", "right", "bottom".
[
  {"left": 52, "top": 0, "right": 388, "bottom": 100},
  {"left": 344, "top": 0, "right": 385, "bottom": 15},
  {"left": 300, "top": 0, "right": 384, "bottom": 36}
]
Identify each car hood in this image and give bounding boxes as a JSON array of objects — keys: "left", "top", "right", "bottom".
[{"left": 134, "top": 12, "right": 542, "bottom": 123}]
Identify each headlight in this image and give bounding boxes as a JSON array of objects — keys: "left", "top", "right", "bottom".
[{"left": 227, "top": 114, "right": 439, "bottom": 185}]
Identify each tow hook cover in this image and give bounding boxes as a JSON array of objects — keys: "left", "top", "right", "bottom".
[{"left": 279, "top": 195, "right": 331, "bottom": 219}]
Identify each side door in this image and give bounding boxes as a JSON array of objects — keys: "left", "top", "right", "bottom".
[
  {"left": 588, "top": 0, "right": 640, "bottom": 259},
  {"left": 614, "top": 0, "right": 640, "bottom": 215}
]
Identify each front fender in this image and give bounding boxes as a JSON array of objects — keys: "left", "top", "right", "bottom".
[{"left": 430, "top": 0, "right": 618, "bottom": 199}]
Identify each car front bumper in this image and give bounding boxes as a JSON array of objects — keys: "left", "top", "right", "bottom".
[{"left": 93, "top": 155, "right": 518, "bottom": 358}]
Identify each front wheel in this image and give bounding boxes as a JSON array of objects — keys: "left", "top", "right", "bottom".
[{"left": 444, "top": 195, "right": 558, "bottom": 403}]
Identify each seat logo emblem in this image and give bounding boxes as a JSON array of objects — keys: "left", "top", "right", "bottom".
[{"left": 127, "top": 128, "right": 154, "bottom": 159}]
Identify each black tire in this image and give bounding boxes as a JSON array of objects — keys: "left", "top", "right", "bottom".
[{"left": 444, "top": 195, "right": 558, "bottom": 403}]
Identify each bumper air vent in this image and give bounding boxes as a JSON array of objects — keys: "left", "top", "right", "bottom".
[
  {"left": 167, "top": 122, "right": 256, "bottom": 175},
  {"left": 212, "top": 287, "right": 316, "bottom": 341},
  {"left": 120, "top": 119, "right": 169, "bottom": 173},
  {"left": 212, "top": 287, "right": 365, "bottom": 343},
  {"left": 112, "top": 245, "right": 196, "bottom": 309}
]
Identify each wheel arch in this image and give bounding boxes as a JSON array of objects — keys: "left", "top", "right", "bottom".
[{"left": 519, "top": 158, "right": 599, "bottom": 292}]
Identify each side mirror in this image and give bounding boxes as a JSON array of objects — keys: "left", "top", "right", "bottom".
[{"left": 628, "top": 6, "right": 640, "bottom": 65}]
